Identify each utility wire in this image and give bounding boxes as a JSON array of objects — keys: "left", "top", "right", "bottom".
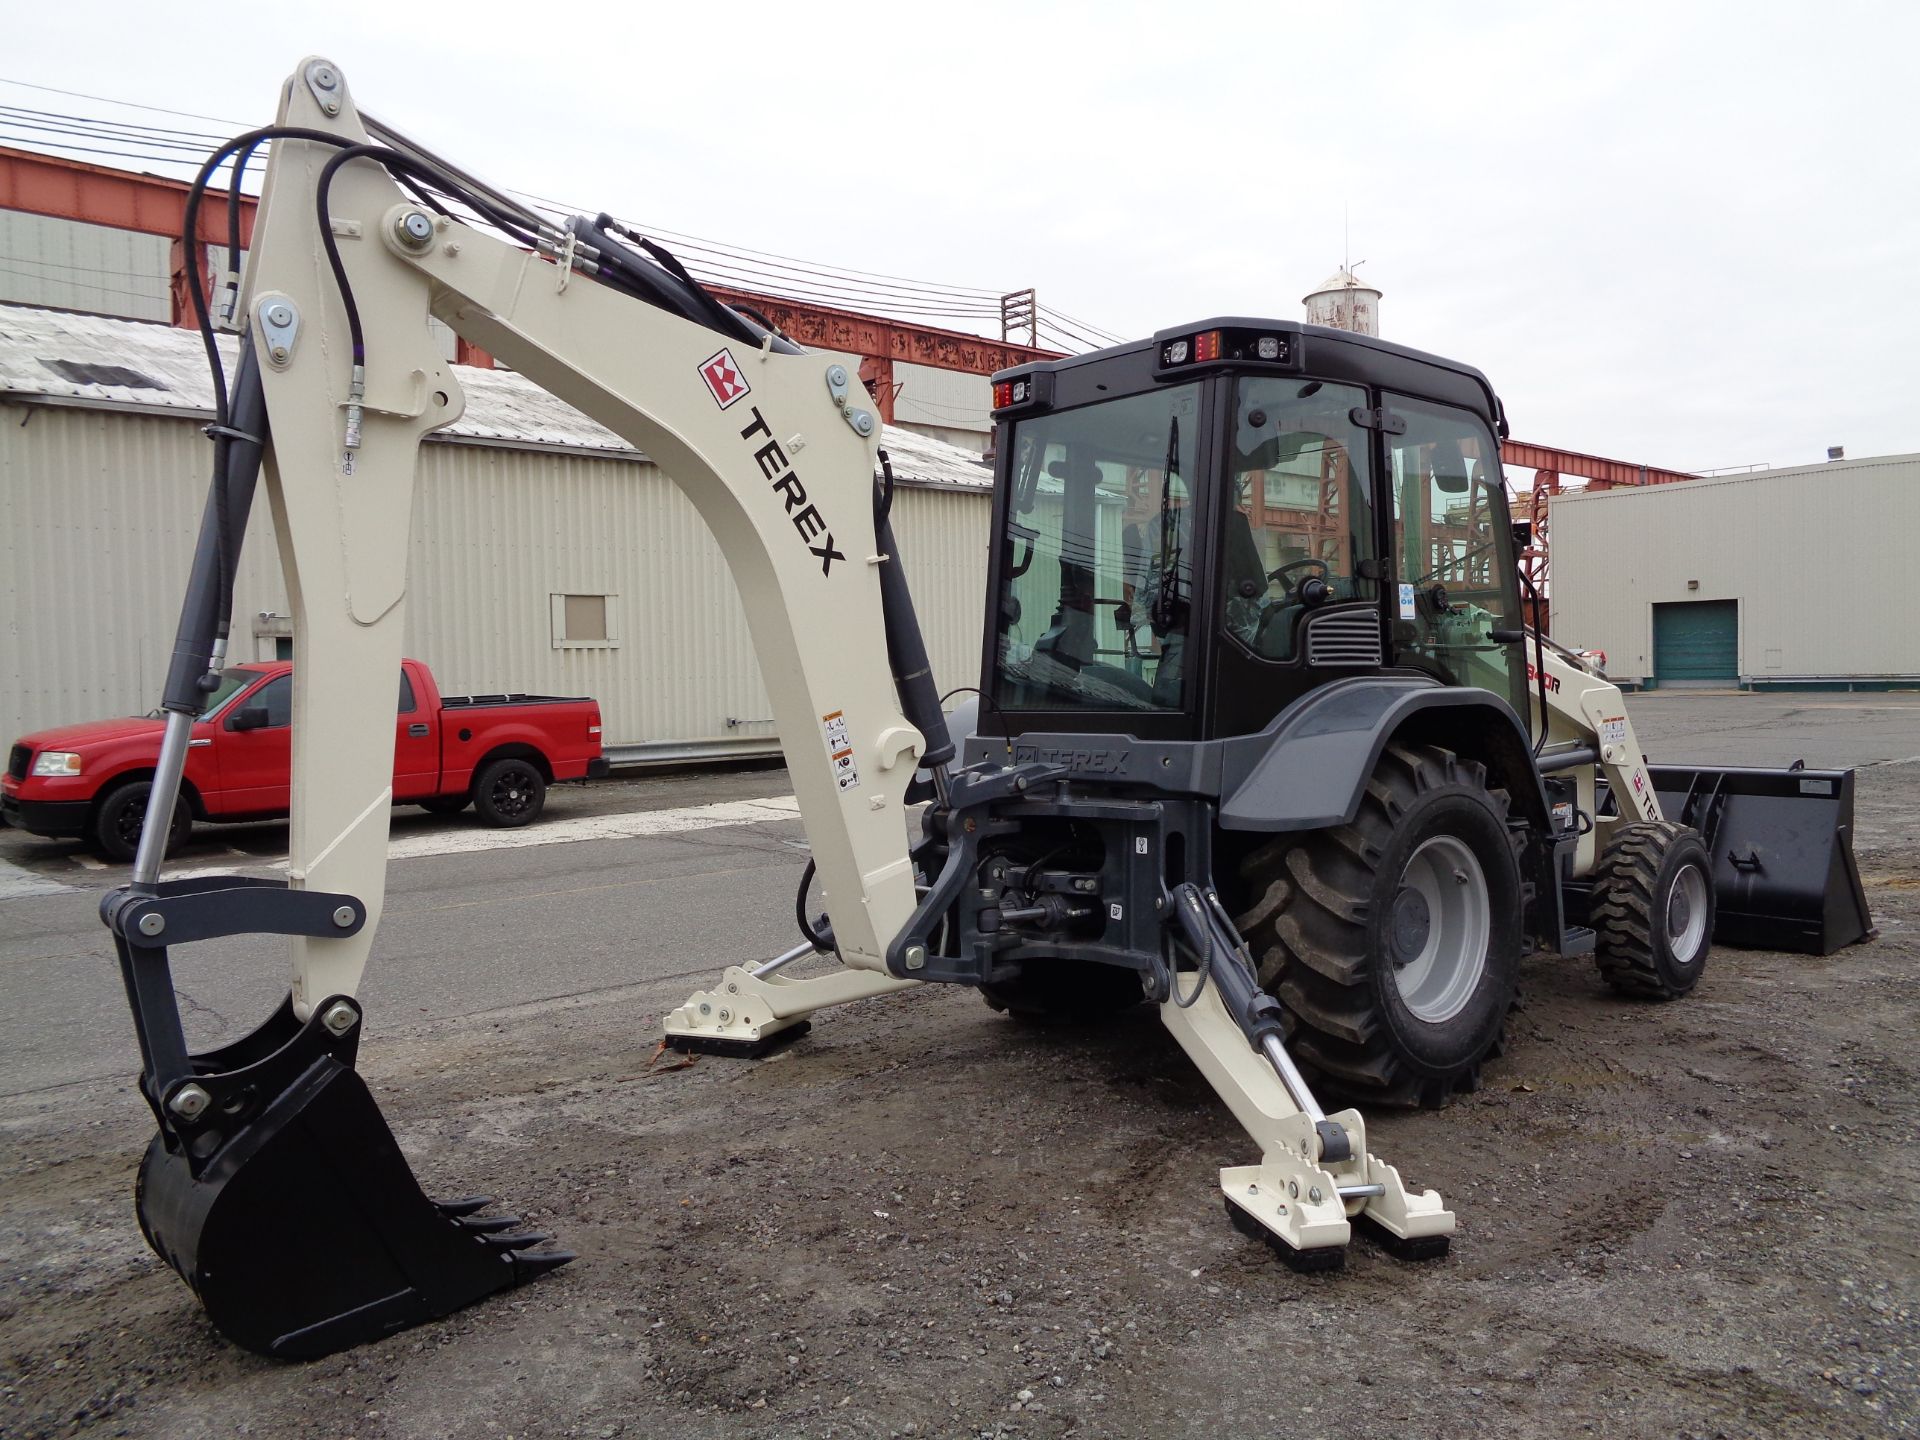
[
  {"left": 0, "top": 93, "right": 1131, "bottom": 348},
  {"left": 0, "top": 75, "right": 250, "bottom": 127}
]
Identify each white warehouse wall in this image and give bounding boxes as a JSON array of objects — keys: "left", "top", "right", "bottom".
[
  {"left": 1549, "top": 452, "right": 1920, "bottom": 685},
  {"left": 0, "top": 404, "right": 991, "bottom": 753}
]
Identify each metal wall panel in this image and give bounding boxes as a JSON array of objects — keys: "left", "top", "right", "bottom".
[
  {"left": 1, "top": 406, "right": 993, "bottom": 753},
  {"left": 892, "top": 361, "right": 991, "bottom": 441},
  {"left": 0, "top": 214, "right": 172, "bottom": 322},
  {"left": 1550, "top": 453, "right": 1920, "bottom": 683},
  {"left": 0, "top": 406, "right": 285, "bottom": 737}
]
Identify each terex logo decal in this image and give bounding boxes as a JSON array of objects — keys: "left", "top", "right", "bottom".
[
  {"left": 698, "top": 349, "right": 751, "bottom": 410},
  {"left": 738, "top": 406, "right": 846, "bottom": 576},
  {"left": 1013, "top": 744, "right": 1131, "bottom": 774}
]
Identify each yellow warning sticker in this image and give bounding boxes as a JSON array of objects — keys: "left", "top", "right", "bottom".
[{"left": 822, "top": 709, "right": 859, "bottom": 791}]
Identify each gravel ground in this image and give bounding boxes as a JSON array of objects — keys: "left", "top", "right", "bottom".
[{"left": 2, "top": 709, "right": 1915, "bottom": 1438}]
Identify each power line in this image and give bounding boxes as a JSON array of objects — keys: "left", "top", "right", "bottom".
[
  {"left": 0, "top": 75, "right": 250, "bottom": 127},
  {"left": 0, "top": 91, "right": 1134, "bottom": 348}
]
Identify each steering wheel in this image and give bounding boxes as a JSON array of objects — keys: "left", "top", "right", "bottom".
[{"left": 1266, "top": 557, "right": 1330, "bottom": 597}]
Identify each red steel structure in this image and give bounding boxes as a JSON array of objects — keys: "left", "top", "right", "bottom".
[
  {"left": 1501, "top": 439, "right": 1698, "bottom": 626},
  {"left": 0, "top": 147, "right": 1056, "bottom": 411}
]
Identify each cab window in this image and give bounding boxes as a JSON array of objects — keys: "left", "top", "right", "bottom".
[
  {"left": 994, "top": 385, "right": 1202, "bottom": 711},
  {"left": 1386, "top": 396, "right": 1525, "bottom": 711},
  {"left": 1224, "top": 378, "right": 1377, "bottom": 660}
]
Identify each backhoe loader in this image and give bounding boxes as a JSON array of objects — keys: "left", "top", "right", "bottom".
[{"left": 102, "top": 58, "right": 1872, "bottom": 1360}]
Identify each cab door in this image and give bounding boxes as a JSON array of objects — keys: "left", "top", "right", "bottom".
[
  {"left": 1383, "top": 394, "right": 1527, "bottom": 712},
  {"left": 392, "top": 668, "right": 440, "bottom": 800},
  {"left": 220, "top": 672, "right": 293, "bottom": 813}
]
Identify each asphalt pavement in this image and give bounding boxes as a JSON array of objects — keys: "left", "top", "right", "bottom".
[{"left": 4, "top": 691, "right": 1917, "bottom": 1102}]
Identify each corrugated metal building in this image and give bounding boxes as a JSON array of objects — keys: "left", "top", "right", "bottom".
[
  {"left": 0, "top": 304, "right": 994, "bottom": 756},
  {"left": 1549, "top": 452, "right": 1920, "bottom": 689}
]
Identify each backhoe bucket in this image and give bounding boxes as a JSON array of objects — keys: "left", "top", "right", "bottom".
[
  {"left": 1649, "top": 764, "right": 1874, "bottom": 956},
  {"left": 127, "top": 991, "right": 571, "bottom": 1360}
]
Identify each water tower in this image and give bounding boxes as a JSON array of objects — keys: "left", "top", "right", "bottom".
[{"left": 1302, "top": 267, "right": 1381, "bottom": 336}]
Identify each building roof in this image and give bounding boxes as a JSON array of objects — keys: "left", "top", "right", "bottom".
[
  {"left": 1552, "top": 450, "right": 1920, "bottom": 505},
  {"left": 1303, "top": 268, "right": 1382, "bottom": 301},
  {"left": 0, "top": 303, "right": 992, "bottom": 492}
]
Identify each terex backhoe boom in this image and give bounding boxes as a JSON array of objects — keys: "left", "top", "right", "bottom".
[{"left": 105, "top": 60, "right": 1872, "bottom": 1360}]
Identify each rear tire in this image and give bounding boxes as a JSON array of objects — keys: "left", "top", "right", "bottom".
[
  {"left": 472, "top": 758, "right": 546, "bottom": 828},
  {"left": 418, "top": 795, "right": 471, "bottom": 816},
  {"left": 91, "top": 780, "right": 191, "bottom": 864},
  {"left": 1590, "top": 821, "right": 1714, "bottom": 999},
  {"left": 1235, "top": 743, "right": 1524, "bottom": 1107}
]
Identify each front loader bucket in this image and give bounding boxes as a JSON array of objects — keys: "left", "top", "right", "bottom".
[
  {"left": 135, "top": 1025, "right": 572, "bottom": 1360},
  {"left": 1649, "top": 764, "right": 1874, "bottom": 956}
]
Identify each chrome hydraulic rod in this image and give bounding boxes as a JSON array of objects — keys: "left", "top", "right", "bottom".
[
  {"left": 130, "top": 709, "right": 198, "bottom": 890},
  {"left": 751, "top": 941, "right": 819, "bottom": 978},
  {"left": 1261, "top": 1034, "right": 1329, "bottom": 1129}
]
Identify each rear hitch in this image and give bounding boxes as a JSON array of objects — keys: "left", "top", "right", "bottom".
[{"left": 104, "top": 875, "right": 571, "bottom": 1358}]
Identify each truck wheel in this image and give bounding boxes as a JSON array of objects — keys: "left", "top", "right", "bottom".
[
  {"left": 981, "top": 960, "right": 1143, "bottom": 1024},
  {"left": 92, "top": 780, "right": 191, "bottom": 864},
  {"left": 418, "top": 795, "right": 471, "bottom": 816},
  {"left": 1590, "top": 821, "right": 1714, "bottom": 1000},
  {"left": 1235, "top": 743, "right": 1523, "bottom": 1107},
  {"left": 473, "top": 758, "right": 546, "bottom": 827}
]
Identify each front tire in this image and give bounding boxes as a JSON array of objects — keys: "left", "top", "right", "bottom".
[
  {"left": 1590, "top": 821, "right": 1714, "bottom": 999},
  {"left": 91, "top": 780, "right": 191, "bottom": 864},
  {"left": 472, "top": 758, "right": 546, "bottom": 828},
  {"left": 1235, "top": 743, "right": 1524, "bottom": 1107}
]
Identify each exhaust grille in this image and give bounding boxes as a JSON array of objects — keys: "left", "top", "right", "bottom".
[
  {"left": 1304, "top": 608, "right": 1383, "bottom": 668},
  {"left": 7, "top": 744, "right": 28, "bottom": 782}
]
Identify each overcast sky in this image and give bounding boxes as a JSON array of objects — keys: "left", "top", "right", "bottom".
[{"left": 8, "top": 1, "right": 1916, "bottom": 470}]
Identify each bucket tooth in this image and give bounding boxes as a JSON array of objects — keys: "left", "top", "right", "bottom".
[
  {"left": 435, "top": 1195, "right": 495, "bottom": 1217},
  {"left": 508, "top": 1247, "right": 576, "bottom": 1282},
  {"left": 479, "top": 1230, "right": 551, "bottom": 1251},
  {"left": 457, "top": 1214, "right": 523, "bottom": 1233}
]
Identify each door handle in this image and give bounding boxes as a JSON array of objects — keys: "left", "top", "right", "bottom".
[
  {"left": 408, "top": 723, "right": 430, "bottom": 738},
  {"left": 188, "top": 738, "right": 212, "bottom": 748}
]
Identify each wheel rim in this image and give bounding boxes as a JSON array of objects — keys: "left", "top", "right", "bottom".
[
  {"left": 490, "top": 767, "right": 534, "bottom": 819},
  {"left": 1666, "top": 861, "right": 1710, "bottom": 965},
  {"left": 115, "top": 796, "right": 145, "bottom": 848},
  {"left": 1387, "top": 835, "right": 1490, "bottom": 1024}
]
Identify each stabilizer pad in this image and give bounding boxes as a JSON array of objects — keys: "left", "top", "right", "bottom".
[
  {"left": 664, "top": 1020, "right": 811, "bottom": 1059},
  {"left": 1223, "top": 1196, "right": 1346, "bottom": 1273},
  {"left": 1356, "top": 1211, "right": 1452, "bottom": 1262}
]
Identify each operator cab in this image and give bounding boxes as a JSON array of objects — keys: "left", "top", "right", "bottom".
[{"left": 986, "top": 319, "right": 1529, "bottom": 742}]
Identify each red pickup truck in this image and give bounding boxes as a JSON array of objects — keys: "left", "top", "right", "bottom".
[{"left": 2, "top": 658, "right": 609, "bottom": 861}]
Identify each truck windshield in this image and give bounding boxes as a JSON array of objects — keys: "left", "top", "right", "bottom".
[
  {"left": 993, "top": 385, "right": 1201, "bottom": 712},
  {"left": 196, "top": 669, "right": 261, "bottom": 719}
]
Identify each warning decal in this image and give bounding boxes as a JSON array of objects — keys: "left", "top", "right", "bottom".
[
  {"left": 822, "top": 709, "right": 860, "bottom": 791},
  {"left": 1599, "top": 716, "right": 1629, "bottom": 746},
  {"left": 698, "top": 348, "right": 751, "bottom": 410}
]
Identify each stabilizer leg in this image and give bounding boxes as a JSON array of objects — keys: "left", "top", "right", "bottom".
[
  {"left": 664, "top": 943, "right": 918, "bottom": 1055},
  {"left": 1158, "top": 886, "right": 1453, "bottom": 1267}
]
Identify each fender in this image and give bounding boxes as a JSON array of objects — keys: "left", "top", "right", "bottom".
[{"left": 1216, "top": 675, "right": 1550, "bottom": 833}]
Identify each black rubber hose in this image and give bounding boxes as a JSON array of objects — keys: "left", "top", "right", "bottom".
[
  {"left": 795, "top": 857, "right": 832, "bottom": 951},
  {"left": 1167, "top": 883, "right": 1215, "bottom": 1008},
  {"left": 873, "top": 457, "right": 954, "bottom": 771}
]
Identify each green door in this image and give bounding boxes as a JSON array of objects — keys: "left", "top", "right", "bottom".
[{"left": 1652, "top": 600, "right": 1737, "bottom": 686}]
